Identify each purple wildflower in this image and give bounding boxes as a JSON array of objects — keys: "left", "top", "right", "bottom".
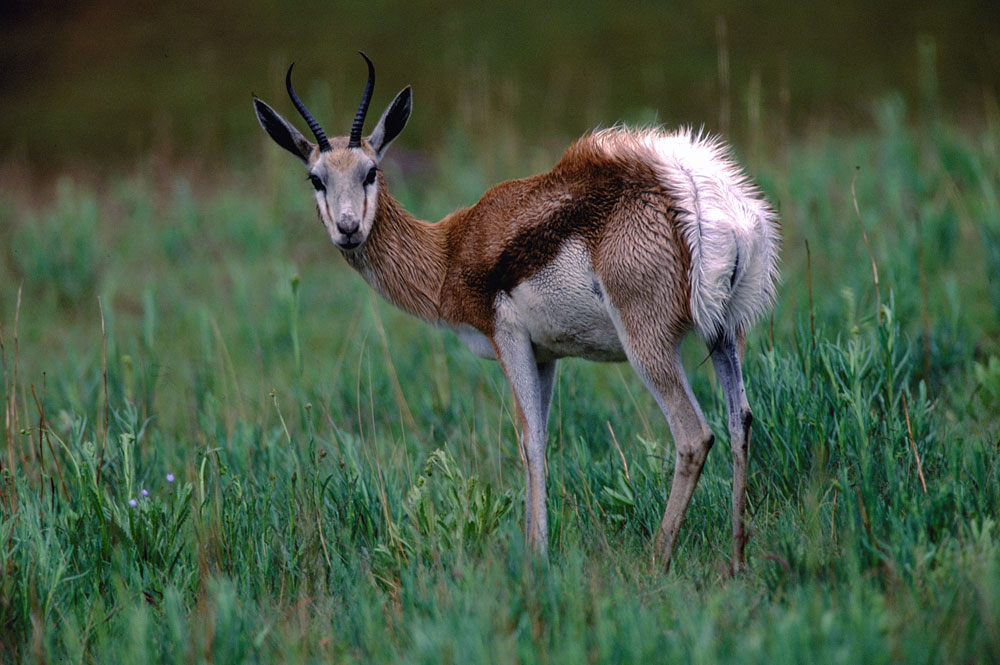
[
  {"left": 129, "top": 498, "right": 138, "bottom": 507},
  {"left": 141, "top": 489, "right": 149, "bottom": 497},
  {"left": 166, "top": 473, "right": 175, "bottom": 483}
]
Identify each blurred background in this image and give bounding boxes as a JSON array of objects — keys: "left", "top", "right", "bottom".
[{"left": 2, "top": 0, "right": 999, "bottom": 167}]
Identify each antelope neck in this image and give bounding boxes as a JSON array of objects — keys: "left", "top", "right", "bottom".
[{"left": 342, "top": 185, "right": 449, "bottom": 323}]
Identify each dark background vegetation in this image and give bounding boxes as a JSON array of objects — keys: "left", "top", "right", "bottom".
[{"left": 2, "top": 0, "right": 999, "bottom": 165}]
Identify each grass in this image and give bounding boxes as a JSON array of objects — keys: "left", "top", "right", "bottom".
[{"left": 2, "top": 99, "right": 1000, "bottom": 663}]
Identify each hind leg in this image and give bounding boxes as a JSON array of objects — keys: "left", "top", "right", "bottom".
[
  {"left": 608, "top": 313, "right": 714, "bottom": 569},
  {"left": 595, "top": 215, "right": 712, "bottom": 568},
  {"left": 634, "top": 344, "right": 715, "bottom": 569},
  {"left": 710, "top": 332, "right": 753, "bottom": 575}
]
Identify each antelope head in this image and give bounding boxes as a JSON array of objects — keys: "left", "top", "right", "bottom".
[{"left": 253, "top": 53, "right": 412, "bottom": 251}]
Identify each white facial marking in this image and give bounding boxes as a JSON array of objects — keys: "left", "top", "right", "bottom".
[{"left": 311, "top": 151, "right": 380, "bottom": 251}]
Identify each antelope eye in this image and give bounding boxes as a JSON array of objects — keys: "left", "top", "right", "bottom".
[
  {"left": 363, "top": 167, "right": 377, "bottom": 187},
  {"left": 309, "top": 174, "right": 325, "bottom": 191}
]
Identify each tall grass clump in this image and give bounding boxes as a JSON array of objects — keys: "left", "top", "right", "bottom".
[{"left": 750, "top": 302, "right": 999, "bottom": 586}]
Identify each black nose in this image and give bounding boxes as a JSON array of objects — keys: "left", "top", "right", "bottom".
[{"left": 337, "top": 219, "right": 360, "bottom": 236}]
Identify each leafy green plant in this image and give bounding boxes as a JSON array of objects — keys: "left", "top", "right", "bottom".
[
  {"left": 373, "top": 448, "right": 512, "bottom": 579},
  {"left": 974, "top": 355, "right": 1000, "bottom": 409}
]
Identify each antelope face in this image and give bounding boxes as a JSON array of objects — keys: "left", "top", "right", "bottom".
[
  {"left": 253, "top": 53, "right": 412, "bottom": 252},
  {"left": 307, "top": 142, "right": 380, "bottom": 250}
]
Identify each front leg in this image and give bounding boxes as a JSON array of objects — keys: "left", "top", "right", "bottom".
[{"left": 491, "top": 309, "right": 554, "bottom": 553}]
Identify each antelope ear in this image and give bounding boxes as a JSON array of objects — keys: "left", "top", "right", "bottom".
[
  {"left": 368, "top": 86, "right": 411, "bottom": 162},
  {"left": 253, "top": 97, "right": 314, "bottom": 163}
]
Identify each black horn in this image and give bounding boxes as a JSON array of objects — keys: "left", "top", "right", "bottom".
[
  {"left": 348, "top": 51, "right": 375, "bottom": 148},
  {"left": 286, "top": 63, "right": 331, "bottom": 152}
]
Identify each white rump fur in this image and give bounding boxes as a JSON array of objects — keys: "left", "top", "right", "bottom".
[{"left": 592, "top": 127, "right": 780, "bottom": 342}]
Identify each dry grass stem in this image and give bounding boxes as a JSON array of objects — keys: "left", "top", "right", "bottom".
[
  {"left": 606, "top": 421, "right": 630, "bottom": 484},
  {"left": 806, "top": 239, "right": 815, "bottom": 349},
  {"left": 851, "top": 168, "right": 882, "bottom": 322},
  {"left": 31, "top": 382, "right": 67, "bottom": 500},
  {"left": 902, "top": 392, "right": 928, "bottom": 494},
  {"left": 97, "top": 296, "right": 109, "bottom": 486}
]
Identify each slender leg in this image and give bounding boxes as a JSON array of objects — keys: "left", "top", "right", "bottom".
[
  {"left": 631, "top": 345, "right": 715, "bottom": 569},
  {"left": 601, "top": 291, "right": 713, "bottom": 569},
  {"left": 710, "top": 333, "right": 753, "bottom": 575},
  {"left": 492, "top": 325, "right": 551, "bottom": 553}
]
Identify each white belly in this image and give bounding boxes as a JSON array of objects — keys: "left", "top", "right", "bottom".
[{"left": 508, "top": 238, "right": 626, "bottom": 362}]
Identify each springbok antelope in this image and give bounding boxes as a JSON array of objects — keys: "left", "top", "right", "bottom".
[{"left": 253, "top": 53, "right": 779, "bottom": 572}]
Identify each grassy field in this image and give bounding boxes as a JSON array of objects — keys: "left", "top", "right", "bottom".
[{"left": 2, "top": 94, "right": 1000, "bottom": 662}]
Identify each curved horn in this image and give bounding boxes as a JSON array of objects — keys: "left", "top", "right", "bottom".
[
  {"left": 285, "top": 63, "right": 331, "bottom": 152},
  {"left": 348, "top": 51, "right": 375, "bottom": 148}
]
